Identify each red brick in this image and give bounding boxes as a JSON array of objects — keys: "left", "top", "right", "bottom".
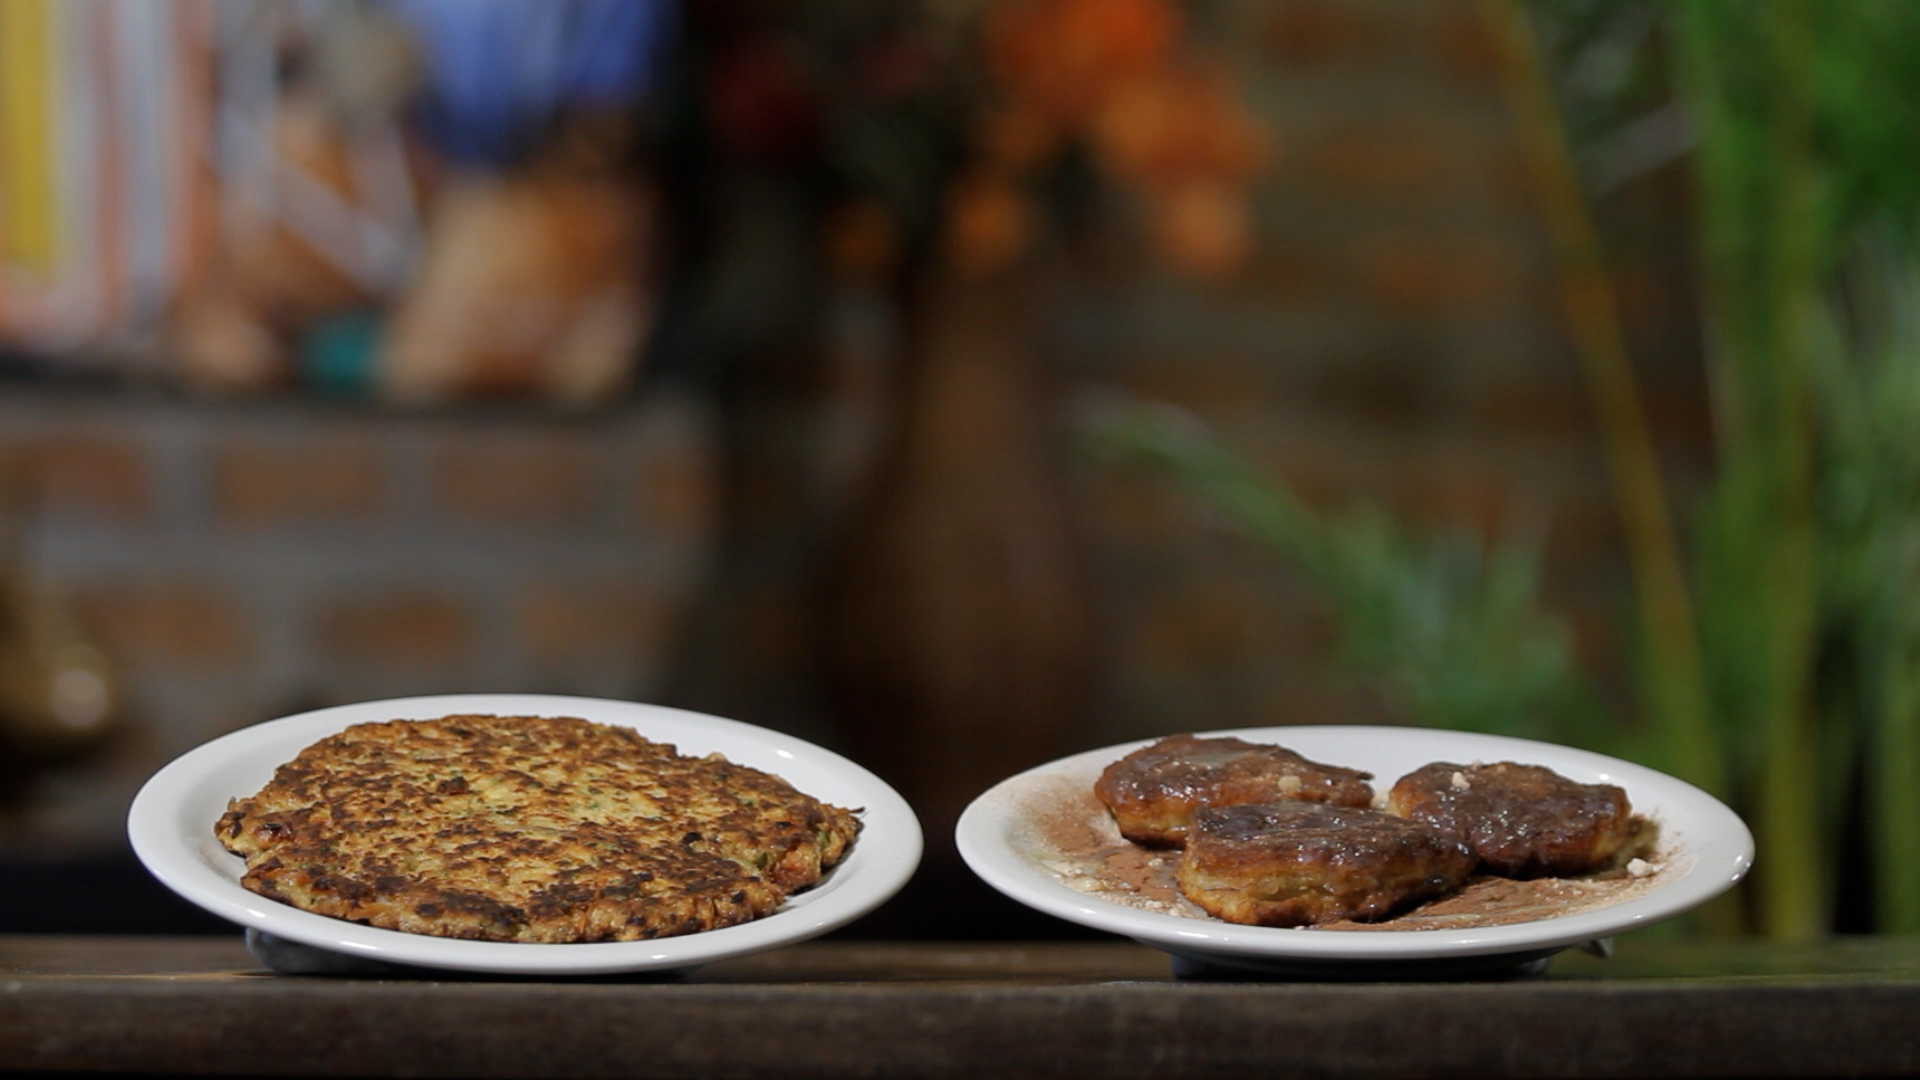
[
  {"left": 1292, "top": 594, "right": 1345, "bottom": 656},
  {"left": 1262, "top": 2, "right": 1394, "bottom": 65},
  {"left": 1542, "top": 487, "right": 1628, "bottom": 568},
  {"left": 1250, "top": 675, "right": 1397, "bottom": 728},
  {"left": 1114, "top": 362, "right": 1272, "bottom": 422},
  {"left": 1128, "top": 578, "right": 1267, "bottom": 677},
  {"left": 434, "top": 433, "right": 594, "bottom": 526},
  {"left": 743, "top": 594, "right": 807, "bottom": 671},
  {"left": 1639, "top": 377, "right": 1716, "bottom": 462},
  {"left": 1555, "top": 590, "right": 1624, "bottom": 674},
  {"left": 1470, "top": 366, "right": 1710, "bottom": 465},
  {"left": 212, "top": 441, "right": 384, "bottom": 527},
  {"left": 1356, "top": 236, "right": 1521, "bottom": 319},
  {"left": 1469, "top": 376, "right": 1594, "bottom": 442},
  {"left": 732, "top": 454, "right": 800, "bottom": 537},
  {"left": 1304, "top": 128, "right": 1451, "bottom": 199},
  {"left": 1262, "top": 1, "right": 1477, "bottom": 71},
  {"left": 1439, "top": 6, "right": 1502, "bottom": 83},
  {"left": 1080, "top": 471, "right": 1184, "bottom": 542},
  {"left": 1244, "top": 438, "right": 1370, "bottom": 512},
  {"left": 80, "top": 581, "right": 249, "bottom": 670},
  {"left": 313, "top": 591, "right": 473, "bottom": 668},
  {"left": 1308, "top": 358, "right": 1441, "bottom": 430},
  {"left": 1608, "top": 258, "right": 1695, "bottom": 349},
  {"left": 28, "top": 434, "right": 153, "bottom": 524},
  {"left": 1389, "top": 449, "right": 1525, "bottom": 536},
  {"left": 1482, "top": 144, "right": 1542, "bottom": 210},
  {"left": 1239, "top": 246, "right": 1335, "bottom": 306},
  {"left": 633, "top": 439, "right": 717, "bottom": 540},
  {"left": 518, "top": 580, "right": 670, "bottom": 666}
]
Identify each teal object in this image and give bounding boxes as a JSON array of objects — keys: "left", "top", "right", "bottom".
[{"left": 300, "top": 313, "right": 382, "bottom": 397}]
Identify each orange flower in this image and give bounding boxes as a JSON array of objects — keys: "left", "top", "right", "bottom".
[
  {"left": 1094, "top": 65, "right": 1270, "bottom": 193},
  {"left": 977, "top": 104, "right": 1060, "bottom": 173},
  {"left": 1151, "top": 182, "right": 1254, "bottom": 281},
  {"left": 985, "top": 0, "right": 1182, "bottom": 129},
  {"left": 971, "top": 0, "right": 1268, "bottom": 282},
  {"left": 943, "top": 170, "right": 1031, "bottom": 279}
]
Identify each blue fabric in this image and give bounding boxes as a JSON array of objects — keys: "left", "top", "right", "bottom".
[{"left": 385, "top": 0, "right": 675, "bottom": 166}]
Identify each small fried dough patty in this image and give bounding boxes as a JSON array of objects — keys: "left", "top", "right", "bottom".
[
  {"left": 1176, "top": 802, "right": 1473, "bottom": 927},
  {"left": 1387, "top": 761, "right": 1630, "bottom": 878},
  {"left": 216, "top": 714, "right": 860, "bottom": 943},
  {"left": 1094, "top": 734, "right": 1375, "bottom": 848}
]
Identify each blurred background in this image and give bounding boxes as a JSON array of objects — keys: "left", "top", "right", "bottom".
[{"left": 0, "top": 0, "right": 1912, "bottom": 943}]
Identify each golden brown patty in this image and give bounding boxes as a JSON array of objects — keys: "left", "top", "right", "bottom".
[
  {"left": 1175, "top": 802, "right": 1474, "bottom": 927},
  {"left": 1093, "top": 734, "right": 1375, "bottom": 848},
  {"left": 216, "top": 714, "right": 860, "bottom": 943},
  {"left": 1387, "top": 761, "right": 1630, "bottom": 878}
]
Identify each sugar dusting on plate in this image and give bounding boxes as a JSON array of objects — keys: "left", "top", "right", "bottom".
[{"left": 1002, "top": 766, "right": 1681, "bottom": 930}]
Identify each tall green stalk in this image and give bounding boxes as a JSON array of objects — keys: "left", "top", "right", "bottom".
[
  {"left": 1817, "top": 247, "right": 1920, "bottom": 933},
  {"left": 1670, "top": 0, "right": 1827, "bottom": 940},
  {"left": 1478, "top": 0, "right": 1724, "bottom": 802},
  {"left": 1865, "top": 336, "right": 1920, "bottom": 932},
  {"left": 1500, "top": 0, "right": 1855, "bottom": 936},
  {"left": 1101, "top": 0, "right": 1920, "bottom": 936},
  {"left": 1870, "top": 594, "right": 1920, "bottom": 932},
  {"left": 1753, "top": 0, "right": 1823, "bottom": 941}
]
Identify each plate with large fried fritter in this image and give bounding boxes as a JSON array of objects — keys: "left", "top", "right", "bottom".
[
  {"left": 130, "top": 695, "right": 921, "bottom": 975},
  {"left": 957, "top": 726, "right": 1750, "bottom": 974}
]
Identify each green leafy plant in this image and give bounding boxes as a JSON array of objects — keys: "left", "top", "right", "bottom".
[
  {"left": 1076, "top": 393, "right": 1601, "bottom": 744},
  {"left": 1084, "top": 0, "right": 1920, "bottom": 938},
  {"left": 1498, "top": 0, "right": 1920, "bottom": 937}
]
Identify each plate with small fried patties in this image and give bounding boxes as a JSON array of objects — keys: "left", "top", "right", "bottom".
[
  {"left": 130, "top": 695, "right": 921, "bottom": 976},
  {"left": 957, "top": 727, "right": 1751, "bottom": 977}
]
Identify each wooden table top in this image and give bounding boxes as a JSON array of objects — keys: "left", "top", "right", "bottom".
[{"left": 5, "top": 934, "right": 1919, "bottom": 1078}]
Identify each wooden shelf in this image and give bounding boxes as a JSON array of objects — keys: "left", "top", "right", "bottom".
[{"left": 5, "top": 935, "right": 1919, "bottom": 1078}]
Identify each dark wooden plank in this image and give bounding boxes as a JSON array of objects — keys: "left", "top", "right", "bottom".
[
  {"left": 0, "top": 936, "right": 1173, "bottom": 982},
  {"left": 3, "top": 937, "right": 1919, "bottom": 1079},
  {"left": 9, "top": 934, "right": 1920, "bottom": 984},
  {"left": 1549, "top": 935, "right": 1920, "bottom": 980},
  {"left": 0, "top": 934, "right": 256, "bottom": 976}
]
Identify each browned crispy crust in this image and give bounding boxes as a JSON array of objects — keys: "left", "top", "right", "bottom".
[
  {"left": 1093, "top": 734, "right": 1375, "bottom": 848},
  {"left": 1387, "top": 761, "right": 1630, "bottom": 878},
  {"left": 1175, "top": 802, "right": 1474, "bottom": 927},
  {"left": 216, "top": 714, "right": 860, "bottom": 943}
]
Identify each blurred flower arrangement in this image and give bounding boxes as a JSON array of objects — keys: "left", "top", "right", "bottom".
[
  {"left": 698, "top": 0, "right": 1269, "bottom": 289},
  {"left": 680, "top": 0, "right": 1273, "bottom": 869},
  {"left": 0, "top": 0, "right": 671, "bottom": 406},
  {"left": 966, "top": 0, "right": 1268, "bottom": 280}
]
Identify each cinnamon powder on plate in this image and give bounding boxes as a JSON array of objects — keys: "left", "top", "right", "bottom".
[{"left": 1005, "top": 771, "right": 1675, "bottom": 929}]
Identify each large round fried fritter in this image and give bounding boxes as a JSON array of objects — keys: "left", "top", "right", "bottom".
[
  {"left": 1387, "top": 761, "right": 1630, "bottom": 878},
  {"left": 1093, "top": 734, "right": 1375, "bottom": 848},
  {"left": 216, "top": 714, "right": 860, "bottom": 943},
  {"left": 1175, "top": 802, "right": 1473, "bottom": 927}
]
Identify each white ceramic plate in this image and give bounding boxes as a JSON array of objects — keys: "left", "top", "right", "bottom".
[
  {"left": 957, "top": 726, "right": 1751, "bottom": 974},
  {"left": 129, "top": 694, "right": 921, "bottom": 976}
]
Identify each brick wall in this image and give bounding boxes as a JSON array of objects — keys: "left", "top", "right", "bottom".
[
  {"left": 1044, "top": 0, "right": 1708, "bottom": 742},
  {"left": 0, "top": 0, "right": 1712, "bottom": 860},
  {"left": 675, "top": 0, "right": 1708, "bottom": 773},
  {"left": 0, "top": 391, "right": 717, "bottom": 852}
]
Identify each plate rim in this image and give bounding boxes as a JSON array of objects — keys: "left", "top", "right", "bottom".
[
  {"left": 955, "top": 725, "right": 1753, "bottom": 962},
  {"left": 128, "top": 693, "right": 922, "bottom": 975}
]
